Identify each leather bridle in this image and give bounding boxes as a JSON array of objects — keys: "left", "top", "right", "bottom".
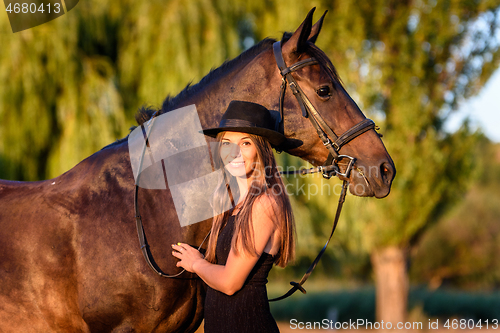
[
  {"left": 133, "top": 41, "right": 380, "bottom": 299},
  {"left": 273, "top": 41, "right": 375, "bottom": 179}
]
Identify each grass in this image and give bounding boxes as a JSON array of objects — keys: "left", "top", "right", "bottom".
[{"left": 269, "top": 285, "right": 500, "bottom": 323}]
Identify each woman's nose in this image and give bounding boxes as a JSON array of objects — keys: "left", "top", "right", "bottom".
[{"left": 230, "top": 145, "right": 241, "bottom": 158}]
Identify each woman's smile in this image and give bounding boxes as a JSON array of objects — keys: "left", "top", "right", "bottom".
[
  {"left": 220, "top": 132, "right": 258, "bottom": 179},
  {"left": 228, "top": 160, "right": 245, "bottom": 168}
]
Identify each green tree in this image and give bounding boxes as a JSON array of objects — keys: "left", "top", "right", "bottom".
[
  {"left": 330, "top": 2, "right": 499, "bottom": 324},
  {"left": 411, "top": 141, "right": 500, "bottom": 290},
  {"left": 0, "top": 2, "right": 128, "bottom": 180}
]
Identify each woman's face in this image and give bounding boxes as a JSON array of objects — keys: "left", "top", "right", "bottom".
[{"left": 220, "top": 132, "right": 258, "bottom": 179}]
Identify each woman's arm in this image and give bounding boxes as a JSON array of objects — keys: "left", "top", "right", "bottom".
[{"left": 172, "top": 195, "right": 277, "bottom": 295}]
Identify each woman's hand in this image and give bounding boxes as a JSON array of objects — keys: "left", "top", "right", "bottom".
[{"left": 172, "top": 243, "right": 204, "bottom": 273}]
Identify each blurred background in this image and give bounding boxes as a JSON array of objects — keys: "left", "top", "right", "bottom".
[{"left": 1, "top": 0, "right": 499, "bottom": 329}]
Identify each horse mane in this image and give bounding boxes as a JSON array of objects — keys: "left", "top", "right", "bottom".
[{"left": 102, "top": 32, "right": 344, "bottom": 150}]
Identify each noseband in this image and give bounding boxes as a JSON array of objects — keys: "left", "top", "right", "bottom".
[{"left": 273, "top": 41, "right": 375, "bottom": 179}]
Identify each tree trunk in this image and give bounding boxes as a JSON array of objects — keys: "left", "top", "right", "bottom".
[{"left": 371, "top": 246, "right": 408, "bottom": 328}]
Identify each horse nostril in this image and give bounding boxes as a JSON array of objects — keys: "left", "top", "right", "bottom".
[{"left": 380, "top": 162, "right": 395, "bottom": 184}]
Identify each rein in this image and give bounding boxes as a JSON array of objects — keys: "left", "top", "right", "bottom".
[
  {"left": 269, "top": 179, "right": 348, "bottom": 301},
  {"left": 133, "top": 41, "right": 378, "bottom": 299},
  {"left": 134, "top": 114, "right": 211, "bottom": 278}
]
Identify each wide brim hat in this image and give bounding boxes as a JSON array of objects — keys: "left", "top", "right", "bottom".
[{"left": 202, "top": 100, "right": 287, "bottom": 148}]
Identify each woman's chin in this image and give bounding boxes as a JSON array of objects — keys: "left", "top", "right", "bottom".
[{"left": 224, "top": 164, "right": 247, "bottom": 178}]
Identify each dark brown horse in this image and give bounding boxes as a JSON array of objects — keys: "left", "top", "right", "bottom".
[{"left": 0, "top": 9, "right": 395, "bottom": 332}]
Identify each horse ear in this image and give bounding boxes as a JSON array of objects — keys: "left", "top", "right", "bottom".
[
  {"left": 308, "top": 10, "right": 327, "bottom": 44},
  {"left": 281, "top": 7, "right": 315, "bottom": 58}
]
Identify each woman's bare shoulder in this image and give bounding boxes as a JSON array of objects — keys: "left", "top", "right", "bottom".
[
  {"left": 252, "top": 191, "right": 282, "bottom": 222},
  {"left": 253, "top": 191, "right": 279, "bottom": 210}
]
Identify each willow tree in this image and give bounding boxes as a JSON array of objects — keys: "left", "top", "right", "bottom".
[
  {"left": 0, "top": 0, "right": 247, "bottom": 181},
  {"left": 0, "top": 3, "right": 126, "bottom": 181}
]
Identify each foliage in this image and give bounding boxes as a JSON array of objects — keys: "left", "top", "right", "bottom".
[
  {"left": 410, "top": 142, "right": 500, "bottom": 290},
  {"left": 270, "top": 287, "right": 376, "bottom": 323},
  {"left": 410, "top": 286, "right": 500, "bottom": 321},
  {"left": 0, "top": 0, "right": 246, "bottom": 180}
]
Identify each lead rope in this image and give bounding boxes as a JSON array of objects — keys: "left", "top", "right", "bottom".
[
  {"left": 268, "top": 179, "right": 349, "bottom": 302},
  {"left": 135, "top": 182, "right": 211, "bottom": 278}
]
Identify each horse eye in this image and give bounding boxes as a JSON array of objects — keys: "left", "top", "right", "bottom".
[{"left": 316, "top": 86, "right": 331, "bottom": 98}]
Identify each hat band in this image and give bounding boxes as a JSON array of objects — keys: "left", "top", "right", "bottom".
[{"left": 220, "top": 119, "right": 260, "bottom": 128}]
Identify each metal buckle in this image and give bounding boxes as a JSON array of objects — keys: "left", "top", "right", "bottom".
[
  {"left": 319, "top": 166, "right": 332, "bottom": 179},
  {"left": 289, "top": 81, "right": 299, "bottom": 95},
  {"left": 280, "top": 77, "right": 286, "bottom": 89},
  {"left": 318, "top": 164, "right": 339, "bottom": 180}
]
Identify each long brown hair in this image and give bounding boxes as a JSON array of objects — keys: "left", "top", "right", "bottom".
[{"left": 205, "top": 132, "right": 295, "bottom": 267}]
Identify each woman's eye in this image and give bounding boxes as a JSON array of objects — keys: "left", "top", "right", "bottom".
[
  {"left": 241, "top": 141, "right": 251, "bottom": 146},
  {"left": 221, "top": 141, "right": 230, "bottom": 146},
  {"left": 316, "top": 86, "right": 331, "bottom": 98}
]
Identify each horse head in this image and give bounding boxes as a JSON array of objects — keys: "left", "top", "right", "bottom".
[{"left": 267, "top": 8, "right": 395, "bottom": 198}]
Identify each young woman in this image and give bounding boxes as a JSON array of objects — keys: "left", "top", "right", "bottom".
[{"left": 172, "top": 100, "right": 296, "bottom": 333}]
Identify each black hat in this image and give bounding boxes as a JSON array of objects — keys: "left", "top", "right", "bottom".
[{"left": 202, "top": 100, "right": 286, "bottom": 147}]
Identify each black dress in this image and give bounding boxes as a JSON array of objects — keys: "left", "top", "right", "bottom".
[{"left": 204, "top": 215, "right": 280, "bottom": 333}]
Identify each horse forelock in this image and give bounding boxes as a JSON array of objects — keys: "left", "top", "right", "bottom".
[{"left": 308, "top": 44, "right": 344, "bottom": 90}]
